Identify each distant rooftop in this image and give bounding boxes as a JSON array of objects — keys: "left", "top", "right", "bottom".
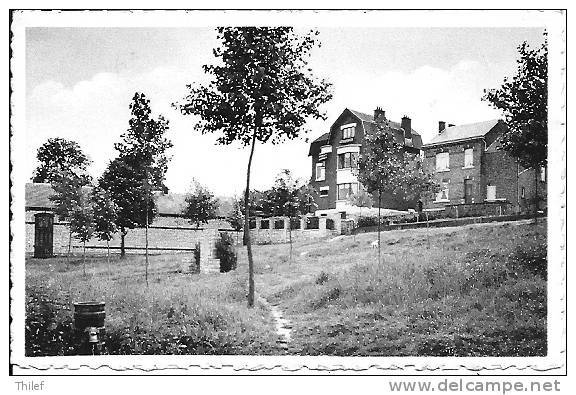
[{"left": 424, "top": 119, "right": 501, "bottom": 146}]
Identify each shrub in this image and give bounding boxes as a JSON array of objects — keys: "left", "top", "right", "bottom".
[
  {"left": 191, "top": 242, "right": 201, "bottom": 273},
  {"left": 216, "top": 232, "right": 237, "bottom": 273},
  {"left": 326, "top": 218, "right": 335, "bottom": 230},
  {"left": 315, "top": 271, "right": 329, "bottom": 285},
  {"left": 307, "top": 216, "right": 319, "bottom": 229},
  {"left": 357, "top": 216, "right": 378, "bottom": 228},
  {"left": 290, "top": 217, "right": 301, "bottom": 230}
]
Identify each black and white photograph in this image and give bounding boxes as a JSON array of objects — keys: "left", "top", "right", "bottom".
[{"left": 7, "top": 8, "right": 567, "bottom": 382}]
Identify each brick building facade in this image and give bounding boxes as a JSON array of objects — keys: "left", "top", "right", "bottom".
[
  {"left": 422, "top": 120, "right": 546, "bottom": 213},
  {"left": 308, "top": 107, "right": 423, "bottom": 215}
]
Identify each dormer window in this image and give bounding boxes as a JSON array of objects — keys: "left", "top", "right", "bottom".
[{"left": 340, "top": 123, "right": 356, "bottom": 140}]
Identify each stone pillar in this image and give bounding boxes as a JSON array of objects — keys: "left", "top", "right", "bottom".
[
  {"left": 300, "top": 216, "right": 307, "bottom": 231},
  {"left": 200, "top": 229, "right": 220, "bottom": 274},
  {"left": 255, "top": 217, "right": 261, "bottom": 245},
  {"left": 319, "top": 217, "right": 327, "bottom": 232},
  {"left": 333, "top": 216, "right": 342, "bottom": 234}
]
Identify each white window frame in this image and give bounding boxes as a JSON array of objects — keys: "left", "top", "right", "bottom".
[
  {"left": 340, "top": 123, "right": 356, "bottom": 140},
  {"left": 434, "top": 180, "right": 450, "bottom": 203},
  {"left": 315, "top": 162, "right": 326, "bottom": 181},
  {"left": 463, "top": 148, "right": 474, "bottom": 168},
  {"left": 319, "top": 186, "right": 329, "bottom": 197},
  {"left": 486, "top": 185, "right": 497, "bottom": 201},
  {"left": 436, "top": 152, "right": 450, "bottom": 172},
  {"left": 337, "top": 183, "right": 358, "bottom": 201}
]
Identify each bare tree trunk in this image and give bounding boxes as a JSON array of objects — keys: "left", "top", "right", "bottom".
[
  {"left": 533, "top": 169, "right": 539, "bottom": 224},
  {"left": 67, "top": 228, "right": 72, "bottom": 265},
  {"left": 426, "top": 210, "right": 430, "bottom": 249},
  {"left": 377, "top": 189, "right": 382, "bottom": 269},
  {"left": 145, "top": 175, "right": 149, "bottom": 287},
  {"left": 289, "top": 220, "right": 293, "bottom": 265},
  {"left": 82, "top": 240, "right": 86, "bottom": 276},
  {"left": 107, "top": 239, "right": 111, "bottom": 279},
  {"left": 244, "top": 132, "right": 257, "bottom": 307},
  {"left": 120, "top": 229, "right": 126, "bottom": 258}
]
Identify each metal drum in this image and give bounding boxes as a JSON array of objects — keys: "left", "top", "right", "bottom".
[{"left": 73, "top": 301, "right": 105, "bottom": 330}]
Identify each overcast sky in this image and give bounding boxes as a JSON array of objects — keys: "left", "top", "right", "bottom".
[{"left": 25, "top": 26, "right": 545, "bottom": 196}]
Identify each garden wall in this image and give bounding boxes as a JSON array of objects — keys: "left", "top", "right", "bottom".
[
  {"left": 25, "top": 211, "right": 220, "bottom": 273},
  {"left": 247, "top": 216, "right": 342, "bottom": 244}
]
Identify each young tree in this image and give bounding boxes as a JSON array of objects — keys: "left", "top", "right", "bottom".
[
  {"left": 182, "top": 179, "right": 219, "bottom": 227},
  {"left": 99, "top": 158, "right": 153, "bottom": 258},
  {"left": 32, "top": 137, "right": 92, "bottom": 185},
  {"left": 226, "top": 197, "right": 244, "bottom": 245},
  {"left": 99, "top": 93, "right": 172, "bottom": 258},
  {"left": 48, "top": 170, "right": 85, "bottom": 264},
  {"left": 91, "top": 186, "right": 118, "bottom": 271},
  {"left": 175, "top": 27, "right": 332, "bottom": 307},
  {"left": 482, "top": 34, "right": 548, "bottom": 220},
  {"left": 69, "top": 190, "right": 95, "bottom": 276},
  {"left": 268, "top": 169, "right": 316, "bottom": 263},
  {"left": 357, "top": 121, "right": 437, "bottom": 266}
]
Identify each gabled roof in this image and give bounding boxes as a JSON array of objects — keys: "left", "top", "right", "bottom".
[
  {"left": 423, "top": 119, "right": 501, "bottom": 147},
  {"left": 346, "top": 108, "right": 420, "bottom": 137},
  {"left": 25, "top": 182, "right": 188, "bottom": 216},
  {"left": 308, "top": 108, "right": 424, "bottom": 156},
  {"left": 311, "top": 132, "right": 329, "bottom": 144}
]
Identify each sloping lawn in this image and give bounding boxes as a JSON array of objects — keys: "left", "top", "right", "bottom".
[
  {"left": 26, "top": 219, "right": 546, "bottom": 357},
  {"left": 240, "top": 220, "right": 547, "bottom": 356},
  {"left": 25, "top": 253, "right": 282, "bottom": 356}
]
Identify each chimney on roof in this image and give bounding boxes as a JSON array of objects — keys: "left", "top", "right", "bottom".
[
  {"left": 401, "top": 116, "right": 412, "bottom": 139},
  {"left": 439, "top": 121, "right": 446, "bottom": 133},
  {"left": 374, "top": 107, "right": 386, "bottom": 123}
]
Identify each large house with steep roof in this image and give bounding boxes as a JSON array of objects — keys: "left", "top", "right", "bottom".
[
  {"left": 422, "top": 120, "right": 546, "bottom": 213},
  {"left": 308, "top": 107, "right": 423, "bottom": 214}
]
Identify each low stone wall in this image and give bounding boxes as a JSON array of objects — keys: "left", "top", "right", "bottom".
[
  {"left": 354, "top": 213, "right": 541, "bottom": 234},
  {"left": 443, "top": 201, "right": 515, "bottom": 219},
  {"left": 247, "top": 216, "right": 341, "bottom": 244},
  {"left": 25, "top": 213, "right": 220, "bottom": 274}
]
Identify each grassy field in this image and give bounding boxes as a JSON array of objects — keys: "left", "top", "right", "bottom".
[
  {"left": 25, "top": 253, "right": 282, "bottom": 356},
  {"left": 25, "top": 219, "right": 546, "bottom": 356}
]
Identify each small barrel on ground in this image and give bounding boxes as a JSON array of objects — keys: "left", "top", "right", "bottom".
[
  {"left": 73, "top": 301, "right": 106, "bottom": 330},
  {"left": 73, "top": 301, "right": 106, "bottom": 355}
]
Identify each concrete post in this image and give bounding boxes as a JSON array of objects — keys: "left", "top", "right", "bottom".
[
  {"left": 200, "top": 229, "right": 220, "bottom": 274},
  {"left": 300, "top": 216, "right": 307, "bottom": 231},
  {"left": 333, "top": 216, "right": 342, "bottom": 234},
  {"left": 255, "top": 217, "right": 261, "bottom": 244},
  {"left": 319, "top": 217, "right": 327, "bottom": 232}
]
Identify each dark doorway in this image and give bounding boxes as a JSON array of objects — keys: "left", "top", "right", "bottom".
[
  {"left": 34, "top": 212, "right": 54, "bottom": 258},
  {"left": 464, "top": 179, "right": 473, "bottom": 204}
]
